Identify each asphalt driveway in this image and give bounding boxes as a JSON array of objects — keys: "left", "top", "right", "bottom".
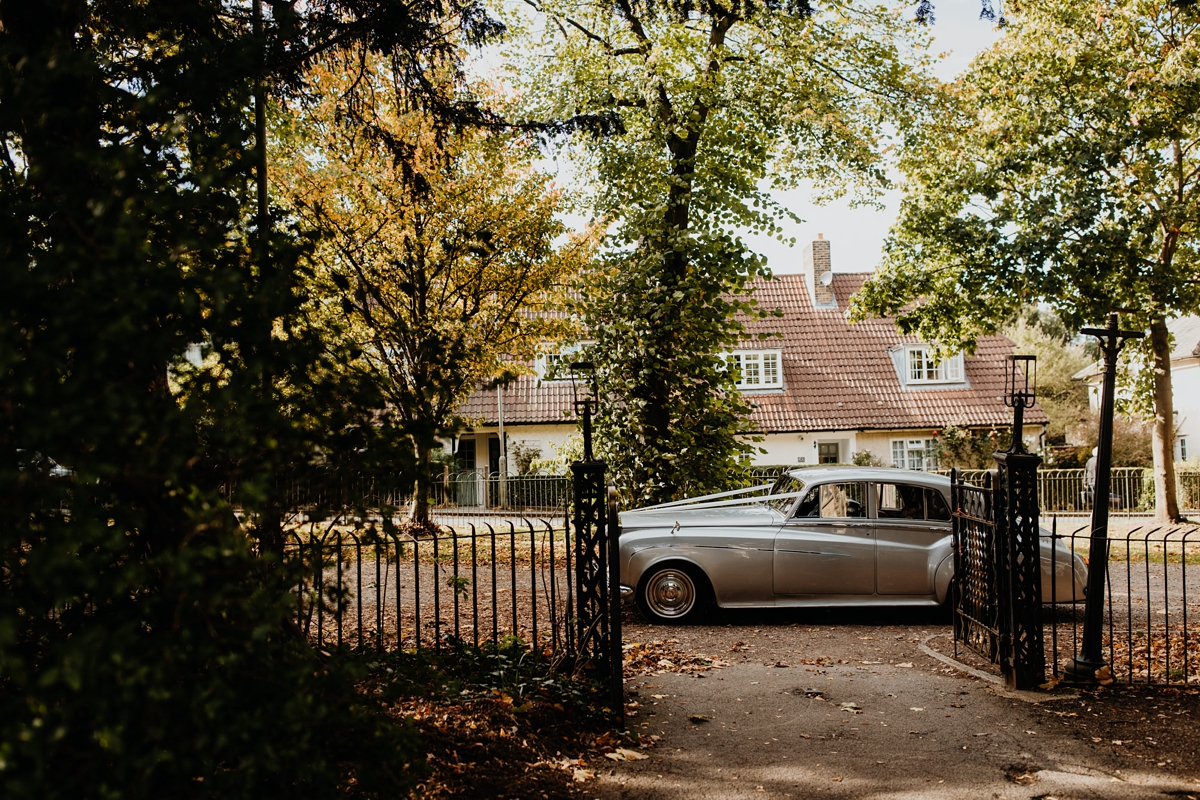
[{"left": 588, "top": 607, "right": 1200, "bottom": 799}]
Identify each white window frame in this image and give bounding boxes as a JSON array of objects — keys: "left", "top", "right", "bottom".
[
  {"left": 1178, "top": 436, "right": 1189, "bottom": 462},
  {"left": 891, "top": 438, "right": 940, "bottom": 471},
  {"left": 905, "top": 347, "right": 965, "bottom": 385},
  {"left": 537, "top": 343, "right": 585, "bottom": 382},
  {"left": 726, "top": 349, "right": 783, "bottom": 390}
]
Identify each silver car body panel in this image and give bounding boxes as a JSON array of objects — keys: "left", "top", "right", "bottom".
[{"left": 620, "top": 466, "right": 1088, "bottom": 611}]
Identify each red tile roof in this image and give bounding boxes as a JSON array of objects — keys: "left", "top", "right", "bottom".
[
  {"left": 739, "top": 273, "right": 1045, "bottom": 432},
  {"left": 460, "top": 272, "right": 1046, "bottom": 432},
  {"left": 461, "top": 374, "right": 575, "bottom": 425}
]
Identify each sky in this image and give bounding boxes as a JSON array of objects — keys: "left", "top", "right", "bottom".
[{"left": 741, "top": 1, "right": 1004, "bottom": 275}]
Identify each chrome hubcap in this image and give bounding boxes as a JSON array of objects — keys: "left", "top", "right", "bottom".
[{"left": 645, "top": 569, "right": 696, "bottom": 618}]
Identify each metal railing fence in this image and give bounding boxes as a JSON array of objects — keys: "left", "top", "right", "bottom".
[
  {"left": 941, "top": 468, "right": 1156, "bottom": 516},
  {"left": 264, "top": 470, "right": 571, "bottom": 521},
  {"left": 286, "top": 517, "right": 576, "bottom": 656},
  {"left": 438, "top": 470, "right": 571, "bottom": 513},
  {"left": 1044, "top": 519, "right": 1199, "bottom": 687}
]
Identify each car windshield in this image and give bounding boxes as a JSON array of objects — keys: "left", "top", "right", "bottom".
[{"left": 767, "top": 475, "right": 806, "bottom": 515}]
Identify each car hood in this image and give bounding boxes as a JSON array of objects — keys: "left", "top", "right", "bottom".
[{"left": 620, "top": 504, "right": 778, "bottom": 532}]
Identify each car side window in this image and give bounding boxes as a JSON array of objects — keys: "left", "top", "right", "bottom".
[
  {"left": 926, "top": 488, "right": 951, "bottom": 521},
  {"left": 794, "top": 482, "right": 867, "bottom": 519},
  {"left": 877, "top": 483, "right": 926, "bottom": 520}
]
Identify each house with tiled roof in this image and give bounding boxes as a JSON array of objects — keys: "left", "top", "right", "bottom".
[
  {"left": 1074, "top": 314, "right": 1200, "bottom": 462},
  {"left": 449, "top": 236, "right": 1047, "bottom": 474}
]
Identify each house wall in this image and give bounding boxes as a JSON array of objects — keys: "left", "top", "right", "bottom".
[
  {"left": 771, "top": 425, "right": 1045, "bottom": 470},
  {"left": 448, "top": 424, "right": 578, "bottom": 474},
  {"left": 754, "top": 432, "right": 857, "bottom": 465},
  {"left": 1173, "top": 359, "right": 1200, "bottom": 461},
  {"left": 1084, "top": 356, "right": 1200, "bottom": 462}
]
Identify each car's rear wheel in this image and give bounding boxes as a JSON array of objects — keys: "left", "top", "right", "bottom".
[{"left": 637, "top": 564, "right": 709, "bottom": 624}]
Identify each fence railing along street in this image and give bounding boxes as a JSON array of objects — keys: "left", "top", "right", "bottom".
[
  {"left": 1043, "top": 519, "right": 1200, "bottom": 687},
  {"left": 271, "top": 469, "right": 571, "bottom": 522},
  {"left": 286, "top": 518, "right": 577, "bottom": 657},
  {"left": 278, "top": 466, "right": 623, "bottom": 712}
]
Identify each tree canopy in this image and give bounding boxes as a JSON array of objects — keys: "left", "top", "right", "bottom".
[
  {"left": 275, "top": 60, "right": 596, "bottom": 523},
  {"left": 852, "top": 0, "right": 1200, "bottom": 520},
  {"left": 506, "top": 0, "right": 933, "bottom": 503},
  {"left": 0, "top": 0, "right": 505, "bottom": 794}
]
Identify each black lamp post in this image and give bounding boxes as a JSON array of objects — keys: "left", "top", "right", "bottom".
[
  {"left": 1004, "top": 355, "right": 1037, "bottom": 454},
  {"left": 570, "top": 361, "right": 599, "bottom": 462},
  {"left": 1066, "top": 314, "right": 1144, "bottom": 680}
]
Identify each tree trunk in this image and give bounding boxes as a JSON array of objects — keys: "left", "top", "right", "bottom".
[
  {"left": 1148, "top": 318, "right": 1181, "bottom": 522},
  {"left": 411, "top": 437, "right": 433, "bottom": 528}
]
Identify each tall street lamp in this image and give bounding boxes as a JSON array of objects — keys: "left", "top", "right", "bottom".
[{"left": 1067, "top": 314, "right": 1144, "bottom": 680}]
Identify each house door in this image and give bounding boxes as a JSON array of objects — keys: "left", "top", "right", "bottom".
[
  {"left": 488, "top": 436, "right": 501, "bottom": 475},
  {"left": 774, "top": 481, "right": 874, "bottom": 595}
]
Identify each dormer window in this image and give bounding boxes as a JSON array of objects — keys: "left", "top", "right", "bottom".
[
  {"left": 727, "top": 349, "right": 783, "bottom": 389},
  {"left": 905, "top": 347, "right": 964, "bottom": 385},
  {"left": 537, "top": 343, "right": 585, "bottom": 382}
]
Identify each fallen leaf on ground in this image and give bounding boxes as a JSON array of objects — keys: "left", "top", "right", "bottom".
[
  {"left": 573, "top": 769, "right": 595, "bottom": 782},
  {"left": 605, "top": 748, "right": 649, "bottom": 762},
  {"left": 896, "top": 662, "right": 914, "bottom": 668}
]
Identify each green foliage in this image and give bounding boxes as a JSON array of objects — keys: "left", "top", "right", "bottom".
[
  {"left": 851, "top": 0, "right": 1200, "bottom": 518},
  {"left": 1004, "top": 313, "right": 1093, "bottom": 445},
  {"left": 0, "top": 1, "right": 505, "bottom": 795},
  {"left": 852, "top": 0, "right": 1200, "bottom": 344},
  {"left": 510, "top": 441, "right": 543, "bottom": 475},
  {"left": 506, "top": 0, "right": 932, "bottom": 504},
  {"left": 274, "top": 59, "right": 594, "bottom": 522},
  {"left": 931, "top": 425, "right": 1010, "bottom": 469},
  {"left": 852, "top": 450, "right": 888, "bottom": 467}
]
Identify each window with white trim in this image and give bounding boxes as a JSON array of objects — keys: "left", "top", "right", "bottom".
[
  {"left": 536, "top": 344, "right": 585, "bottom": 382},
  {"left": 726, "top": 349, "right": 783, "bottom": 389},
  {"left": 1178, "top": 436, "right": 1189, "bottom": 462},
  {"left": 905, "top": 347, "right": 964, "bottom": 385},
  {"left": 891, "top": 438, "right": 939, "bottom": 471}
]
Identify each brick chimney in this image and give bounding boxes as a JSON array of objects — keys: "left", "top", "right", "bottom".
[{"left": 802, "top": 234, "right": 836, "bottom": 307}]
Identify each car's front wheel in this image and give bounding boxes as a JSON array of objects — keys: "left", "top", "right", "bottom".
[{"left": 637, "top": 564, "right": 709, "bottom": 624}]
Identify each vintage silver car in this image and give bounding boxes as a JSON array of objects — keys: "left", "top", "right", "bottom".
[{"left": 618, "top": 466, "right": 1088, "bottom": 623}]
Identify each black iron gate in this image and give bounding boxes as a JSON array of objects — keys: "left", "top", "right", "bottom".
[
  {"left": 952, "top": 469, "right": 1001, "bottom": 663},
  {"left": 952, "top": 462, "right": 1046, "bottom": 690}
]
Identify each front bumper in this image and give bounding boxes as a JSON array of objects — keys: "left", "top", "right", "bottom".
[{"left": 619, "top": 584, "right": 633, "bottom": 598}]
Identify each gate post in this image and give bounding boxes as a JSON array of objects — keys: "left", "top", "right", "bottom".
[
  {"left": 571, "top": 460, "right": 623, "bottom": 722},
  {"left": 994, "top": 354, "right": 1045, "bottom": 690},
  {"left": 568, "top": 361, "right": 624, "bottom": 724},
  {"left": 993, "top": 449, "right": 1045, "bottom": 690}
]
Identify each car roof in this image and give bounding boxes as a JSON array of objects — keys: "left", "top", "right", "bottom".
[{"left": 783, "top": 466, "right": 952, "bottom": 489}]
